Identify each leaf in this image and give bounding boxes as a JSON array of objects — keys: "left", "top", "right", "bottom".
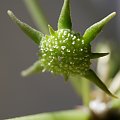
[
  {"left": 58, "top": 0, "right": 72, "bottom": 30},
  {"left": 7, "top": 10, "right": 44, "bottom": 45},
  {"left": 83, "top": 12, "right": 116, "bottom": 44},
  {"left": 84, "top": 69, "right": 117, "bottom": 98},
  {"left": 90, "top": 53, "right": 109, "bottom": 59},
  {"left": 21, "top": 61, "right": 43, "bottom": 77}
]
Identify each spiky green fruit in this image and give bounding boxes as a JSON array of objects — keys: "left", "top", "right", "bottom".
[
  {"left": 7, "top": 0, "right": 117, "bottom": 98},
  {"left": 40, "top": 29, "right": 91, "bottom": 76}
]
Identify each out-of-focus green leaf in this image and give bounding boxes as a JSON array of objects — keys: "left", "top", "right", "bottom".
[
  {"left": 7, "top": 109, "right": 91, "bottom": 120},
  {"left": 24, "top": 0, "right": 49, "bottom": 34}
]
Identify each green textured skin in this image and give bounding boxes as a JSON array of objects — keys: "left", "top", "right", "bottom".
[{"left": 40, "top": 29, "right": 91, "bottom": 76}]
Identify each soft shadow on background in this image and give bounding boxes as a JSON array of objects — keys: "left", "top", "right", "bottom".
[{"left": 0, "top": 0, "right": 119, "bottom": 119}]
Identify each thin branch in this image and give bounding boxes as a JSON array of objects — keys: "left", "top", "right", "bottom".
[{"left": 23, "top": 0, "right": 49, "bottom": 34}]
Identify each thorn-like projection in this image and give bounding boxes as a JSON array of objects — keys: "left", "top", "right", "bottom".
[
  {"left": 84, "top": 69, "right": 118, "bottom": 98},
  {"left": 58, "top": 0, "right": 72, "bottom": 30},
  {"left": 21, "top": 61, "right": 43, "bottom": 77},
  {"left": 91, "top": 53, "right": 109, "bottom": 59},
  {"left": 7, "top": 10, "right": 44, "bottom": 45},
  {"left": 48, "top": 25, "right": 55, "bottom": 35},
  {"left": 83, "top": 12, "right": 116, "bottom": 44}
]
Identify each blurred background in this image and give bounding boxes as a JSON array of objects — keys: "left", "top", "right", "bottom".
[{"left": 0, "top": 0, "right": 119, "bottom": 119}]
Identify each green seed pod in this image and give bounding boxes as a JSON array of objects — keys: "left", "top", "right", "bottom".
[
  {"left": 8, "top": 0, "right": 117, "bottom": 98},
  {"left": 40, "top": 28, "right": 91, "bottom": 76}
]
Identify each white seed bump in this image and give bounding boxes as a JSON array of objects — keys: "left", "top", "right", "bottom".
[
  {"left": 50, "top": 49, "right": 53, "bottom": 51},
  {"left": 72, "top": 41, "right": 75, "bottom": 45},
  {"left": 43, "top": 54, "right": 46, "bottom": 56},
  {"left": 68, "top": 33, "right": 70, "bottom": 37},
  {"left": 52, "top": 36, "right": 55, "bottom": 39},
  {"left": 63, "top": 40, "right": 66, "bottom": 43},
  {"left": 80, "top": 49, "right": 83, "bottom": 51},
  {"left": 82, "top": 40, "right": 84, "bottom": 44},
  {"left": 48, "top": 63, "right": 51, "bottom": 65},
  {"left": 42, "top": 69, "right": 46, "bottom": 72},
  {"left": 65, "top": 38, "right": 68, "bottom": 41},
  {"left": 62, "top": 35, "right": 65, "bottom": 38},
  {"left": 64, "top": 31, "right": 67, "bottom": 35},
  {"left": 51, "top": 71, "right": 54, "bottom": 73},
  {"left": 71, "top": 34, "right": 73, "bottom": 37},
  {"left": 67, "top": 49, "right": 70, "bottom": 52},
  {"left": 73, "top": 36, "right": 76, "bottom": 40},
  {"left": 61, "top": 46, "right": 66, "bottom": 50}
]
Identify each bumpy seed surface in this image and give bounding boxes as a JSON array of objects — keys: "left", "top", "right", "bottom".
[{"left": 40, "top": 29, "right": 91, "bottom": 75}]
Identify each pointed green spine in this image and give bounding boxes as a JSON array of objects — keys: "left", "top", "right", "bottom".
[
  {"left": 21, "top": 61, "right": 43, "bottom": 77},
  {"left": 83, "top": 12, "right": 116, "bottom": 44},
  {"left": 84, "top": 69, "right": 117, "bottom": 98},
  {"left": 91, "top": 53, "right": 109, "bottom": 59},
  {"left": 48, "top": 25, "right": 55, "bottom": 35},
  {"left": 58, "top": 0, "right": 72, "bottom": 30},
  {"left": 7, "top": 10, "right": 44, "bottom": 45}
]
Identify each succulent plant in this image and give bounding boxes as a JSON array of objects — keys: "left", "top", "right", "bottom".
[{"left": 8, "top": 0, "right": 117, "bottom": 98}]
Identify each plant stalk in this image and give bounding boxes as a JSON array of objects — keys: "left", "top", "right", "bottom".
[
  {"left": 23, "top": 0, "right": 49, "bottom": 34},
  {"left": 7, "top": 109, "right": 91, "bottom": 120},
  {"left": 81, "top": 78, "right": 90, "bottom": 106},
  {"left": 70, "top": 75, "right": 90, "bottom": 106}
]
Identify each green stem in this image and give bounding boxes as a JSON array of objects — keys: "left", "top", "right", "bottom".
[
  {"left": 81, "top": 78, "right": 90, "bottom": 106},
  {"left": 23, "top": 0, "right": 49, "bottom": 34},
  {"left": 70, "top": 75, "right": 82, "bottom": 98},
  {"left": 70, "top": 75, "right": 90, "bottom": 106},
  {"left": 7, "top": 109, "right": 91, "bottom": 120}
]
